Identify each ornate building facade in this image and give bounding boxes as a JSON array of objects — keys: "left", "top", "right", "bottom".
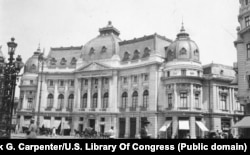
[
  {"left": 234, "top": 0, "right": 250, "bottom": 138},
  {"left": 17, "top": 21, "right": 244, "bottom": 139}
]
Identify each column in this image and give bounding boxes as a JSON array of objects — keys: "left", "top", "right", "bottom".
[
  {"left": 172, "top": 116, "right": 178, "bottom": 139},
  {"left": 190, "top": 84, "right": 194, "bottom": 110},
  {"left": 41, "top": 80, "right": 48, "bottom": 111},
  {"left": 109, "top": 77, "right": 113, "bottom": 110},
  {"left": 97, "top": 78, "right": 102, "bottom": 109},
  {"left": 112, "top": 72, "right": 118, "bottom": 112},
  {"left": 20, "top": 115, "right": 24, "bottom": 133},
  {"left": 71, "top": 116, "right": 78, "bottom": 135},
  {"left": 61, "top": 117, "right": 65, "bottom": 136},
  {"left": 95, "top": 116, "right": 99, "bottom": 132},
  {"left": 23, "top": 92, "right": 27, "bottom": 110},
  {"left": 200, "top": 87, "right": 203, "bottom": 110},
  {"left": 232, "top": 89, "right": 235, "bottom": 112},
  {"left": 53, "top": 81, "right": 58, "bottom": 110},
  {"left": 114, "top": 116, "right": 118, "bottom": 138},
  {"left": 174, "top": 84, "right": 178, "bottom": 110},
  {"left": 125, "top": 117, "right": 130, "bottom": 138},
  {"left": 87, "top": 78, "right": 91, "bottom": 109},
  {"left": 190, "top": 116, "right": 196, "bottom": 139},
  {"left": 76, "top": 79, "right": 81, "bottom": 109},
  {"left": 63, "top": 81, "right": 68, "bottom": 112},
  {"left": 229, "top": 88, "right": 232, "bottom": 113},
  {"left": 136, "top": 116, "right": 140, "bottom": 138}
]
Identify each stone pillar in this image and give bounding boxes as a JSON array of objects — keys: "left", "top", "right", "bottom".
[
  {"left": 20, "top": 115, "right": 24, "bottom": 133},
  {"left": 87, "top": 78, "right": 91, "bottom": 108},
  {"left": 41, "top": 80, "right": 48, "bottom": 111},
  {"left": 98, "top": 78, "right": 102, "bottom": 109},
  {"left": 136, "top": 116, "right": 140, "bottom": 138},
  {"left": 112, "top": 72, "right": 118, "bottom": 112},
  {"left": 200, "top": 87, "right": 203, "bottom": 110},
  {"left": 95, "top": 116, "right": 99, "bottom": 132},
  {"left": 63, "top": 81, "right": 68, "bottom": 111},
  {"left": 76, "top": 79, "right": 81, "bottom": 110},
  {"left": 190, "top": 116, "right": 196, "bottom": 139},
  {"left": 23, "top": 92, "right": 27, "bottom": 110},
  {"left": 174, "top": 84, "right": 178, "bottom": 110},
  {"left": 190, "top": 84, "right": 194, "bottom": 110},
  {"left": 109, "top": 77, "right": 112, "bottom": 110},
  {"left": 232, "top": 89, "right": 235, "bottom": 112},
  {"left": 125, "top": 117, "right": 130, "bottom": 138},
  {"left": 172, "top": 116, "right": 178, "bottom": 139},
  {"left": 201, "top": 118, "right": 205, "bottom": 138},
  {"left": 71, "top": 116, "right": 78, "bottom": 135},
  {"left": 61, "top": 117, "right": 65, "bottom": 136},
  {"left": 53, "top": 81, "right": 58, "bottom": 110}
]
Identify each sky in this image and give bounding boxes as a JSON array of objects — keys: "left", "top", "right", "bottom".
[{"left": 0, "top": 0, "right": 240, "bottom": 97}]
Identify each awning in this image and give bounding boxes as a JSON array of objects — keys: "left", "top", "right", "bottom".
[
  {"left": 196, "top": 121, "right": 209, "bottom": 132},
  {"left": 159, "top": 121, "right": 172, "bottom": 132},
  {"left": 23, "top": 120, "right": 30, "bottom": 127},
  {"left": 232, "top": 116, "right": 250, "bottom": 128},
  {"left": 179, "top": 120, "right": 189, "bottom": 130},
  {"left": 42, "top": 119, "right": 51, "bottom": 128},
  {"left": 53, "top": 120, "right": 61, "bottom": 128},
  {"left": 62, "top": 121, "right": 70, "bottom": 129}
]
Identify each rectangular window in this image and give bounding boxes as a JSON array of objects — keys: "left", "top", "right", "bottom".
[
  {"left": 104, "top": 78, "right": 109, "bottom": 84},
  {"left": 85, "top": 79, "right": 88, "bottom": 85},
  {"left": 94, "top": 79, "right": 98, "bottom": 85},
  {"left": 167, "top": 71, "right": 170, "bottom": 77},
  {"left": 123, "top": 77, "right": 128, "bottom": 84},
  {"left": 70, "top": 80, "right": 74, "bottom": 86},
  {"left": 49, "top": 80, "right": 54, "bottom": 86},
  {"left": 27, "top": 98, "right": 33, "bottom": 109},
  {"left": 60, "top": 80, "right": 64, "bottom": 86},
  {"left": 133, "top": 75, "right": 138, "bottom": 83},
  {"left": 220, "top": 94, "right": 227, "bottom": 110},
  {"left": 144, "top": 74, "right": 149, "bottom": 81},
  {"left": 181, "top": 70, "right": 186, "bottom": 76},
  {"left": 168, "top": 93, "right": 173, "bottom": 108},
  {"left": 180, "top": 92, "right": 188, "bottom": 108},
  {"left": 30, "top": 80, "right": 33, "bottom": 85},
  {"left": 246, "top": 16, "right": 250, "bottom": 27},
  {"left": 195, "top": 93, "right": 200, "bottom": 109},
  {"left": 247, "top": 43, "right": 250, "bottom": 59}
]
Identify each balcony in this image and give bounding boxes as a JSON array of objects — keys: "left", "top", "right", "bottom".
[
  {"left": 140, "top": 106, "right": 147, "bottom": 111},
  {"left": 45, "top": 107, "right": 53, "bottom": 111},
  {"left": 89, "top": 108, "right": 96, "bottom": 112},
  {"left": 129, "top": 107, "right": 137, "bottom": 112},
  {"left": 119, "top": 107, "right": 126, "bottom": 112},
  {"left": 178, "top": 107, "right": 189, "bottom": 110}
]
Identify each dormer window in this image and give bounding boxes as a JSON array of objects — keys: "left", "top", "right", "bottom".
[
  {"left": 50, "top": 58, "right": 57, "bottom": 65},
  {"left": 31, "top": 64, "right": 36, "bottom": 70},
  {"left": 220, "top": 70, "right": 224, "bottom": 75},
  {"left": 194, "top": 49, "right": 199, "bottom": 55},
  {"left": 71, "top": 57, "right": 77, "bottom": 65},
  {"left": 122, "top": 52, "right": 130, "bottom": 61},
  {"left": 60, "top": 58, "right": 67, "bottom": 65},
  {"left": 101, "top": 46, "right": 107, "bottom": 53},
  {"left": 132, "top": 50, "right": 140, "bottom": 60},
  {"left": 180, "top": 48, "right": 187, "bottom": 55},
  {"left": 89, "top": 47, "right": 95, "bottom": 56},
  {"left": 142, "top": 47, "right": 150, "bottom": 58}
]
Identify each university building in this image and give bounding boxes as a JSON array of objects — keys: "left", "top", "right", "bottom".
[
  {"left": 16, "top": 21, "right": 244, "bottom": 139},
  {"left": 234, "top": 0, "right": 250, "bottom": 138}
]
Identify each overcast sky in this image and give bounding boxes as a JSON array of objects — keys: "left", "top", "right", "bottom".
[{"left": 0, "top": 0, "right": 239, "bottom": 66}]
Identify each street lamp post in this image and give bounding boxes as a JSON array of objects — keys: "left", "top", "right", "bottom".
[
  {"left": 37, "top": 52, "right": 45, "bottom": 134},
  {"left": 0, "top": 38, "right": 24, "bottom": 139}
]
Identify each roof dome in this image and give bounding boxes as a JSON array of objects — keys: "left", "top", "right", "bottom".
[
  {"left": 24, "top": 47, "right": 41, "bottom": 73},
  {"left": 166, "top": 24, "right": 200, "bottom": 63},
  {"left": 81, "top": 21, "right": 121, "bottom": 61}
]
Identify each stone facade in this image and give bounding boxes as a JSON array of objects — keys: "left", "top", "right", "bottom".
[
  {"left": 234, "top": 0, "right": 250, "bottom": 138},
  {"left": 16, "top": 21, "right": 244, "bottom": 139}
]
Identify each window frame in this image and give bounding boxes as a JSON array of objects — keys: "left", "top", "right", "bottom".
[{"left": 180, "top": 92, "right": 188, "bottom": 108}]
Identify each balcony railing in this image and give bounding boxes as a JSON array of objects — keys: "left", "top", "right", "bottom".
[
  {"left": 100, "top": 108, "right": 107, "bottom": 112},
  {"left": 45, "top": 107, "right": 53, "bottom": 111},
  {"left": 140, "top": 107, "right": 147, "bottom": 111},
  {"left": 89, "top": 108, "right": 96, "bottom": 112},
  {"left": 119, "top": 107, "right": 126, "bottom": 112},
  {"left": 129, "top": 107, "right": 137, "bottom": 111}
]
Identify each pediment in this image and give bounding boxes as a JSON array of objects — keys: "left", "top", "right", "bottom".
[{"left": 77, "top": 62, "right": 111, "bottom": 71}]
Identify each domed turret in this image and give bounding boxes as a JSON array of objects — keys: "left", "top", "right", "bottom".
[
  {"left": 81, "top": 21, "right": 121, "bottom": 61},
  {"left": 23, "top": 47, "right": 41, "bottom": 73},
  {"left": 166, "top": 23, "right": 200, "bottom": 63}
]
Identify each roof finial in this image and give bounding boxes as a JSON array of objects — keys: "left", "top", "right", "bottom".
[
  {"left": 181, "top": 17, "right": 185, "bottom": 32},
  {"left": 108, "top": 21, "right": 112, "bottom": 26}
]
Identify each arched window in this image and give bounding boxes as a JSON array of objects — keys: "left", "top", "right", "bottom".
[
  {"left": 132, "top": 91, "right": 138, "bottom": 108},
  {"left": 122, "top": 52, "right": 130, "bottom": 61},
  {"left": 68, "top": 94, "right": 74, "bottom": 110},
  {"left": 92, "top": 93, "right": 98, "bottom": 108},
  {"left": 71, "top": 57, "right": 77, "bottom": 65},
  {"left": 101, "top": 46, "right": 107, "bottom": 53},
  {"left": 180, "top": 48, "right": 187, "bottom": 55},
  {"left": 31, "top": 64, "right": 36, "bottom": 70},
  {"left": 47, "top": 94, "right": 54, "bottom": 108},
  {"left": 89, "top": 47, "right": 95, "bottom": 56},
  {"left": 102, "top": 93, "right": 109, "bottom": 108},
  {"left": 81, "top": 93, "right": 87, "bottom": 109},
  {"left": 194, "top": 49, "right": 199, "bottom": 55},
  {"left": 142, "top": 47, "right": 150, "bottom": 58},
  {"left": 60, "top": 58, "right": 67, "bottom": 65},
  {"left": 122, "top": 92, "right": 128, "bottom": 108},
  {"left": 50, "top": 58, "right": 57, "bottom": 65},
  {"left": 57, "top": 94, "right": 64, "bottom": 109},
  {"left": 132, "top": 50, "right": 140, "bottom": 60},
  {"left": 143, "top": 90, "right": 149, "bottom": 108}
]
